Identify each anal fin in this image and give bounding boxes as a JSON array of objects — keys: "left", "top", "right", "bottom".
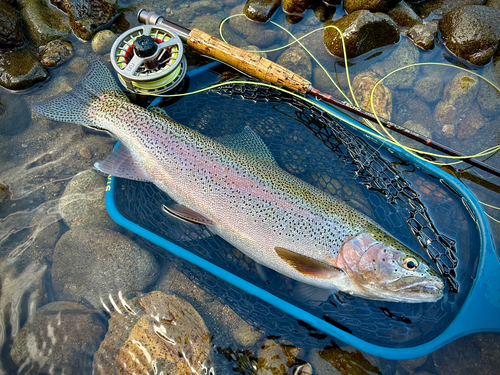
[
  {"left": 162, "top": 203, "right": 215, "bottom": 226},
  {"left": 275, "top": 247, "right": 343, "bottom": 279},
  {"left": 95, "top": 142, "right": 150, "bottom": 181}
]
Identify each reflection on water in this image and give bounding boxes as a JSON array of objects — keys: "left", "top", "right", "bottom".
[{"left": 0, "top": 0, "right": 499, "bottom": 374}]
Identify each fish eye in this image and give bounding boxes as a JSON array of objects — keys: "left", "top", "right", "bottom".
[{"left": 403, "top": 257, "right": 419, "bottom": 271}]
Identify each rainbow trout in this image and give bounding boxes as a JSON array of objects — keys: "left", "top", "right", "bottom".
[{"left": 32, "top": 59, "right": 444, "bottom": 303}]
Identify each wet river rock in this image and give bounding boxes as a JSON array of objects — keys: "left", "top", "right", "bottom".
[
  {"left": 434, "top": 72, "right": 480, "bottom": 139},
  {"left": 51, "top": 226, "right": 160, "bottom": 308},
  {"left": 351, "top": 71, "right": 392, "bottom": 121},
  {"left": 407, "top": 21, "right": 438, "bottom": 50},
  {"left": 276, "top": 45, "right": 313, "bottom": 80},
  {"left": 244, "top": 0, "right": 282, "bottom": 22},
  {"left": 343, "top": 0, "right": 399, "bottom": 13},
  {"left": 414, "top": 73, "right": 444, "bottom": 103},
  {"left": 411, "top": 0, "right": 486, "bottom": 19},
  {"left": 50, "top": 0, "right": 117, "bottom": 41},
  {"left": 439, "top": 5, "right": 500, "bottom": 66},
  {"left": 10, "top": 301, "right": 106, "bottom": 374},
  {"left": 387, "top": 1, "right": 422, "bottom": 28},
  {"left": 323, "top": 10, "right": 400, "bottom": 58},
  {"left": 58, "top": 169, "right": 120, "bottom": 230},
  {"left": 283, "top": 0, "right": 314, "bottom": 16},
  {"left": 40, "top": 40, "right": 73, "bottom": 68},
  {"left": 0, "top": 0, "right": 23, "bottom": 48},
  {"left": 0, "top": 49, "right": 49, "bottom": 90},
  {"left": 93, "top": 291, "right": 210, "bottom": 375},
  {"left": 92, "top": 30, "right": 117, "bottom": 55},
  {"left": 18, "top": 0, "right": 70, "bottom": 46}
]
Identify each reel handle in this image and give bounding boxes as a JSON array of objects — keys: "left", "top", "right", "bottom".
[{"left": 187, "top": 28, "right": 311, "bottom": 95}]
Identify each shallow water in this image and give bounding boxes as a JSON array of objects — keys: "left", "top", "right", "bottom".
[{"left": 1, "top": 0, "right": 500, "bottom": 374}]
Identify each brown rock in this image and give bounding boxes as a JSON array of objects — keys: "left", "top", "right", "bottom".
[
  {"left": 276, "top": 45, "right": 313, "bottom": 81},
  {"left": 457, "top": 105, "right": 488, "bottom": 140},
  {"left": 407, "top": 21, "right": 438, "bottom": 50},
  {"left": 0, "top": 0, "right": 23, "bottom": 48},
  {"left": 387, "top": 1, "right": 422, "bottom": 28},
  {"left": 79, "top": 147, "right": 92, "bottom": 159},
  {"left": 344, "top": 0, "right": 400, "bottom": 13},
  {"left": 244, "top": 0, "right": 282, "bottom": 22},
  {"left": 283, "top": 0, "right": 314, "bottom": 15},
  {"left": 40, "top": 40, "right": 73, "bottom": 67},
  {"left": 93, "top": 291, "right": 210, "bottom": 375},
  {"left": 352, "top": 71, "right": 392, "bottom": 121},
  {"left": 439, "top": 5, "right": 500, "bottom": 66},
  {"left": 323, "top": 10, "right": 400, "bottom": 58}
]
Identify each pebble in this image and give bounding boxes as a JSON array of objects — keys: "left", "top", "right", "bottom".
[
  {"left": 79, "top": 146, "right": 92, "bottom": 159},
  {"left": 244, "top": 0, "right": 282, "bottom": 22},
  {"left": 351, "top": 71, "right": 392, "bottom": 121},
  {"left": 407, "top": 21, "right": 438, "bottom": 50}
]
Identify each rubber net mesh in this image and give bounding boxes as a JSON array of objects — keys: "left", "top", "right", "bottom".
[{"left": 113, "top": 79, "right": 480, "bottom": 348}]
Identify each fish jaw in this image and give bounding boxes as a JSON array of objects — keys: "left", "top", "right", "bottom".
[{"left": 336, "top": 233, "right": 445, "bottom": 303}]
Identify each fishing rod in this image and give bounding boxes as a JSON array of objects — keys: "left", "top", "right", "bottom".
[{"left": 129, "top": 9, "right": 500, "bottom": 178}]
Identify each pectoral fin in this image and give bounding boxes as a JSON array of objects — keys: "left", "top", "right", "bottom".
[
  {"left": 95, "top": 142, "right": 150, "bottom": 181},
  {"left": 162, "top": 203, "right": 215, "bottom": 226},
  {"left": 274, "top": 247, "right": 344, "bottom": 279}
]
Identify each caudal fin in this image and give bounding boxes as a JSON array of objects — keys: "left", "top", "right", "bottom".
[{"left": 31, "top": 57, "right": 127, "bottom": 128}]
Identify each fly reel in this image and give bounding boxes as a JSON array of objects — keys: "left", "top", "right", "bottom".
[{"left": 110, "top": 24, "right": 187, "bottom": 94}]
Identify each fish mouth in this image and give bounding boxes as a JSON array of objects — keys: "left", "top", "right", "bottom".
[{"left": 387, "top": 276, "right": 445, "bottom": 296}]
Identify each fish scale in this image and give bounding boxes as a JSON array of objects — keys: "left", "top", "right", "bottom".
[{"left": 31, "top": 58, "right": 444, "bottom": 303}]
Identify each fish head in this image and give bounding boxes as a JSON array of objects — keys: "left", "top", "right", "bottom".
[{"left": 337, "top": 232, "right": 445, "bottom": 303}]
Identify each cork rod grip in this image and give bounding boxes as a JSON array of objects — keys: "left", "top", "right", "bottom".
[{"left": 188, "top": 28, "right": 311, "bottom": 95}]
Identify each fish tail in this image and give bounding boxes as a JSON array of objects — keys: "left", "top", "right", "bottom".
[{"left": 31, "top": 57, "right": 127, "bottom": 128}]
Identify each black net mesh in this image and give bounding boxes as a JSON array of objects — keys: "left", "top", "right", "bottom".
[{"left": 113, "top": 73, "right": 480, "bottom": 349}]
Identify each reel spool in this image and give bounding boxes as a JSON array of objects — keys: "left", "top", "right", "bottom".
[{"left": 110, "top": 24, "right": 187, "bottom": 94}]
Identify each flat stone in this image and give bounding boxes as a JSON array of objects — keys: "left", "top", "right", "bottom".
[
  {"left": 10, "top": 301, "right": 106, "bottom": 374},
  {"left": 0, "top": 49, "right": 49, "bottom": 90},
  {"left": 439, "top": 5, "right": 500, "bottom": 66},
  {"left": 18, "top": 0, "right": 70, "bottom": 46},
  {"left": 93, "top": 291, "right": 210, "bottom": 374},
  {"left": 323, "top": 10, "right": 400, "bottom": 58},
  {"left": 51, "top": 226, "right": 160, "bottom": 308},
  {"left": 0, "top": 0, "right": 23, "bottom": 48}
]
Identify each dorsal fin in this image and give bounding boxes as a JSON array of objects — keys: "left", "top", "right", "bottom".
[
  {"left": 94, "top": 142, "right": 150, "bottom": 181},
  {"left": 215, "top": 126, "right": 278, "bottom": 166},
  {"left": 275, "top": 247, "right": 343, "bottom": 279}
]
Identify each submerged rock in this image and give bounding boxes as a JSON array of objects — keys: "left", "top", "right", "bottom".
[
  {"left": 457, "top": 105, "right": 488, "bottom": 140},
  {"left": 414, "top": 73, "right": 444, "bottom": 102},
  {"left": 0, "top": 0, "right": 23, "bottom": 48},
  {"left": 372, "top": 38, "right": 420, "bottom": 90},
  {"left": 51, "top": 226, "right": 159, "bottom": 307},
  {"left": 93, "top": 291, "right": 210, "bottom": 375},
  {"left": 18, "top": 0, "right": 70, "bottom": 46},
  {"left": 58, "top": 169, "right": 119, "bottom": 230},
  {"left": 478, "top": 75, "right": 500, "bottom": 117},
  {"left": 229, "top": 4, "right": 280, "bottom": 48},
  {"left": 10, "top": 301, "right": 106, "bottom": 374},
  {"left": 434, "top": 72, "right": 480, "bottom": 133},
  {"left": 91, "top": 30, "right": 117, "bottom": 55},
  {"left": 439, "top": 5, "right": 500, "bottom": 66},
  {"left": 276, "top": 45, "right": 313, "bottom": 81},
  {"left": 0, "top": 49, "right": 49, "bottom": 90},
  {"left": 0, "top": 94, "right": 31, "bottom": 135},
  {"left": 40, "top": 40, "right": 73, "bottom": 67},
  {"left": 255, "top": 339, "right": 302, "bottom": 375},
  {"left": 392, "top": 91, "right": 432, "bottom": 127},
  {"left": 323, "top": 10, "right": 400, "bottom": 58},
  {"left": 244, "top": 0, "right": 282, "bottom": 22},
  {"left": 351, "top": 71, "right": 392, "bottom": 121},
  {"left": 387, "top": 1, "right": 422, "bottom": 28},
  {"left": 343, "top": 0, "right": 399, "bottom": 13},
  {"left": 0, "top": 181, "right": 10, "bottom": 207},
  {"left": 407, "top": 21, "right": 438, "bottom": 50},
  {"left": 396, "top": 120, "right": 433, "bottom": 150}
]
